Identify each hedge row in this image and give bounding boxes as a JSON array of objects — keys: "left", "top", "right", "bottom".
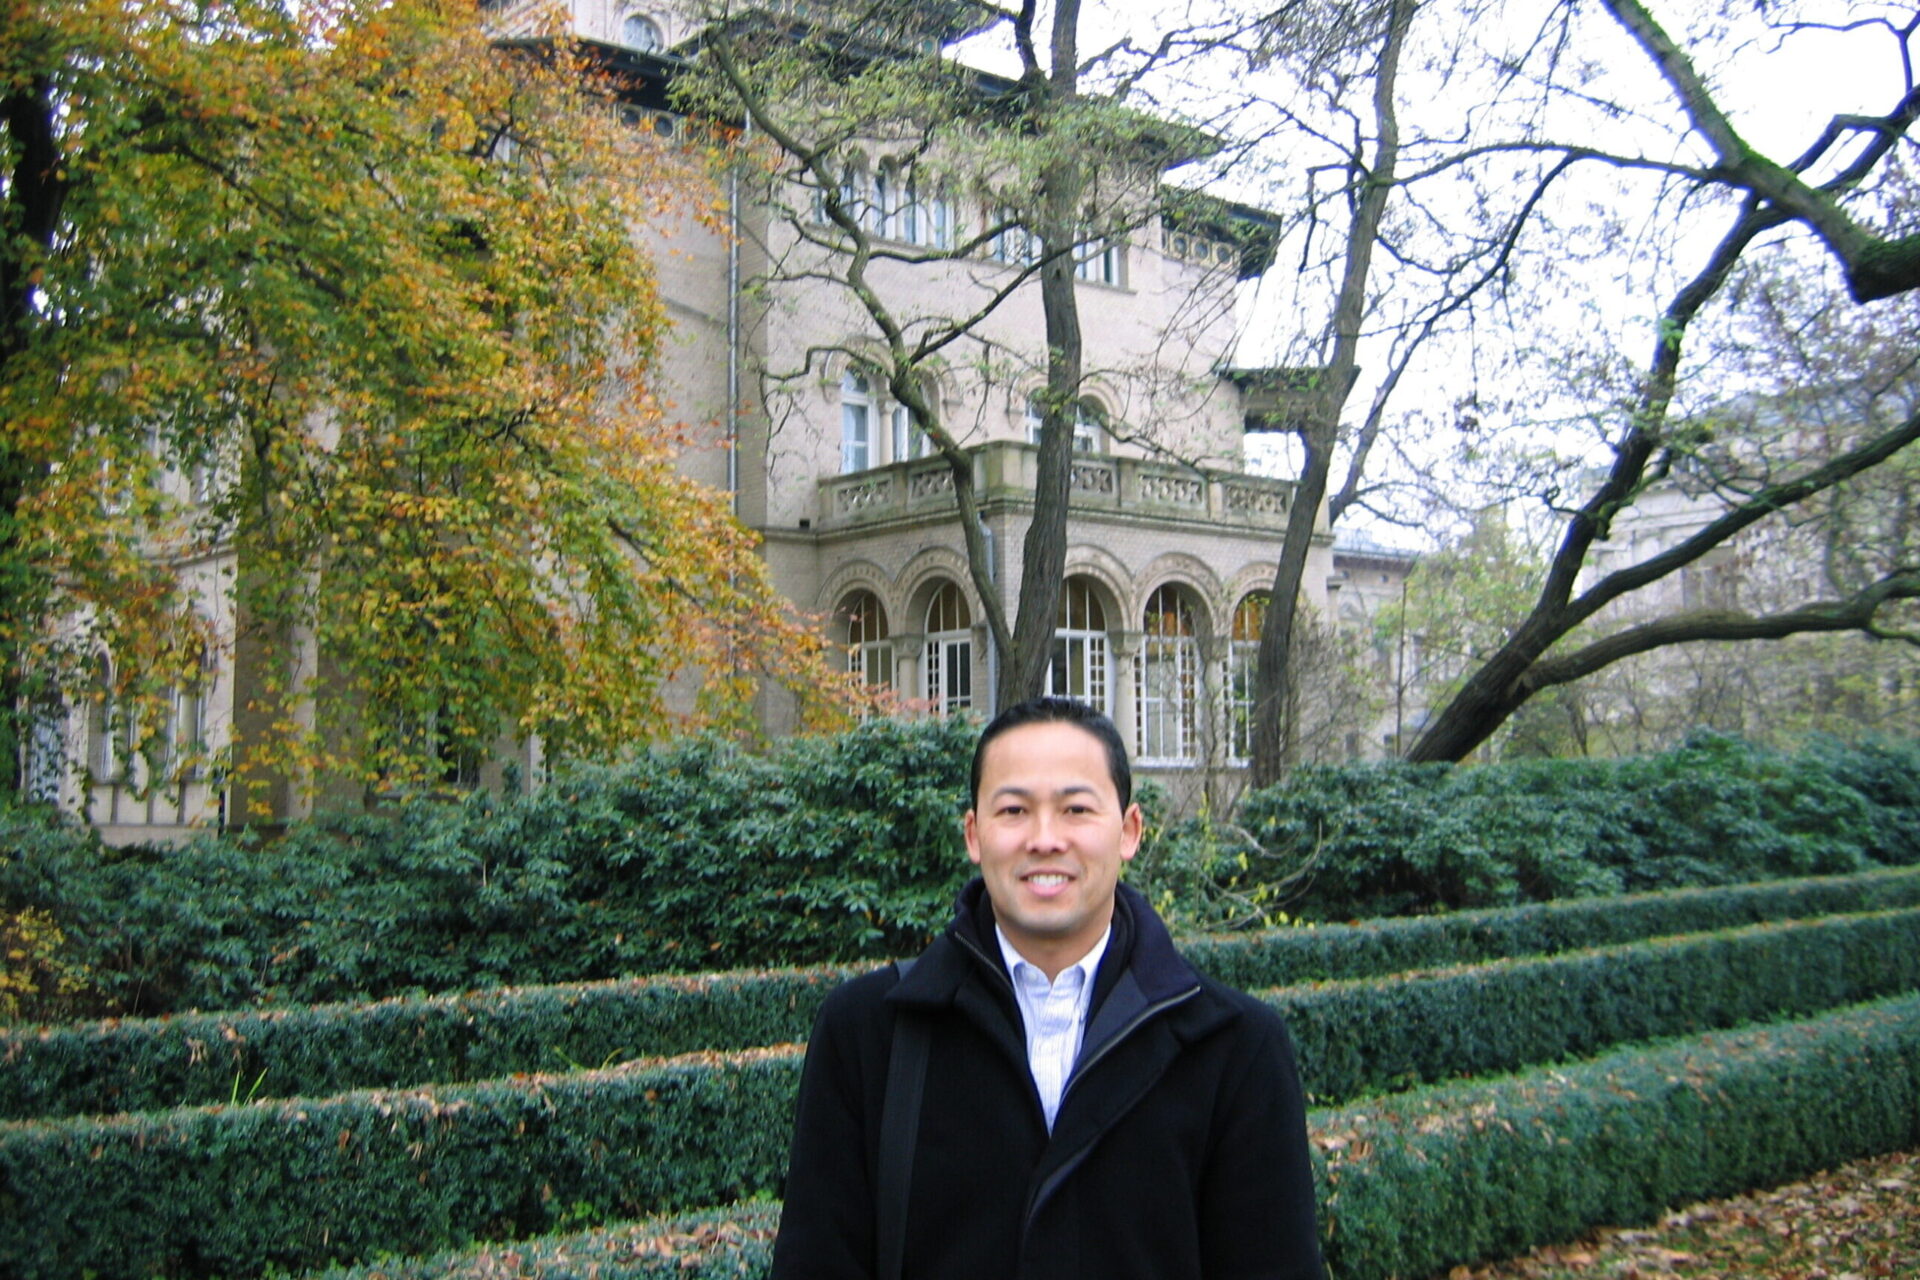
[
  {"left": 317, "top": 994, "right": 1920, "bottom": 1280},
  {"left": 1278, "top": 906, "right": 1920, "bottom": 1103},
  {"left": 8, "top": 730, "right": 1915, "bottom": 1021},
  {"left": 10, "top": 866, "right": 1920, "bottom": 1122},
  {"left": 0, "top": 1046, "right": 806, "bottom": 1280},
  {"left": 1185, "top": 862, "right": 1920, "bottom": 992},
  {"left": 6, "top": 910, "right": 1915, "bottom": 1277},
  {"left": 0, "top": 966, "right": 859, "bottom": 1123},
  {"left": 1314, "top": 991, "right": 1920, "bottom": 1278}
]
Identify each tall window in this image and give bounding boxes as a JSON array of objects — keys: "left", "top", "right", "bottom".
[
  {"left": 1227, "top": 593, "right": 1268, "bottom": 763},
  {"left": 1046, "top": 578, "right": 1109, "bottom": 712},
  {"left": 870, "top": 165, "right": 893, "bottom": 235},
  {"left": 923, "top": 582, "right": 973, "bottom": 716},
  {"left": 925, "top": 189, "right": 954, "bottom": 249},
  {"left": 891, "top": 404, "right": 930, "bottom": 461},
  {"left": 883, "top": 166, "right": 915, "bottom": 242},
  {"left": 1136, "top": 586, "right": 1200, "bottom": 763},
  {"left": 1074, "top": 235, "right": 1121, "bottom": 285},
  {"left": 987, "top": 208, "right": 1037, "bottom": 265},
  {"left": 839, "top": 590, "right": 893, "bottom": 690},
  {"left": 841, "top": 370, "right": 873, "bottom": 472},
  {"left": 23, "top": 698, "right": 63, "bottom": 804},
  {"left": 818, "top": 161, "right": 865, "bottom": 230},
  {"left": 1025, "top": 395, "right": 1105, "bottom": 454},
  {"left": 86, "top": 655, "right": 130, "bottom": 783},
  {"left": 899, "top": 180, "right": 954, "bottom": 249},
  {"left": 159, "top": 678, "right": 210, "bottom": 781}
]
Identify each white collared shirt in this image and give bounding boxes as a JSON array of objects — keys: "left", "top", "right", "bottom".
[{"left": 995, "top": 923, "right": 1112, "bottom": 1132}]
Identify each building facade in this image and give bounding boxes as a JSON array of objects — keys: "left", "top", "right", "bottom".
[{"left": 55, "top": 0, "right": 1339, "bottom": 839}]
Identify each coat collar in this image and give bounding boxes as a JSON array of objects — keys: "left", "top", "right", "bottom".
[{"left": 887, "top": 878, "right": 1224, "bottom": 1040}]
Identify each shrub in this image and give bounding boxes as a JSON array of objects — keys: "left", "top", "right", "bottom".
[
  {"left": 0, "top": 966, "right": 856, "bottom": 1122},
  {"left": 10, "top": 868, "right": 1920, "bottom": 1122},
  {"left": 1238, "top": 732, "right": 1917, "bottom": 920},
  {"left": 160, "top": 995, "right": 1920, "bottom": 1280},
  {"left": 1274, "top": 907, "right": 1920, "bottom": 1104},
  {"left": 311, "top": 1203, "right": 782, "bottom": 1280},
  {"left": 0, "top": 1046, "right": 805, "bottom": 1280},
  {"left": 0, "top": 717, "right": 974, "bottom": 1017},
  {"left": 1315, "top": 993, "right": 1920, "bottom": 1279},
  {"left": 7, "top": 917, "right": 1912, "bottom": 1274},
  {"left": 0, "top": 908, "right": 89, "bottom": 1024},
  {"left": 1184, "top": 864, "right": 1920, "bottom": 990}
]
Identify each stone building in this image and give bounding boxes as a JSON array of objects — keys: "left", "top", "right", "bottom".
[{"left": 59, "top": 0, "right": 1337, "bottom": 838}]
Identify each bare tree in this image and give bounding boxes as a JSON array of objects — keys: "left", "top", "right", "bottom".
[
  {"left": 685, "top": 0, "right": 1236, "bottom": 706},
  {"left": 1215, "top": 0, "right": 1918, "bottom": 771},
  {"left": 1404, "top": 1, "right": 1920, "bottom": 762}
]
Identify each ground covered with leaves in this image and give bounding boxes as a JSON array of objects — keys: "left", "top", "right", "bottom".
[{"left": 1441, "top": 1147, "right": 1920, "bottom": 1279}]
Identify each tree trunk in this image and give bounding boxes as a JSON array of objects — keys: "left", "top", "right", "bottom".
[
  {"left": 997, "top": 0, "right": 1084, "bottom": 709},
  {"left": 1248, "top": 0, "right": 1412, "bottom": 788}
]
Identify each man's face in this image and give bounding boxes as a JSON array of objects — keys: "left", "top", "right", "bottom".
[{"left": 964, "top": 719, "right": 1142, "bottom": 978}]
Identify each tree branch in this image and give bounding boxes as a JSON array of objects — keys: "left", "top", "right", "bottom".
[
  {"left": 1600, "top": 0, "right": 1920, "bottom": 302},
  {"left": 1525, "top": 569, "right": 1920, "bottom": 692}
]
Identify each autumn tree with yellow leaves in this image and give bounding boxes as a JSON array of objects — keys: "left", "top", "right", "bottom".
[{"left": 0, "top": 0, "right": 852, "bottom": 811}]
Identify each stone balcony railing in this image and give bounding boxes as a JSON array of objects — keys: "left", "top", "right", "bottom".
[{"left": 816, "top": 441, "right": 1294, "bottom": 533}]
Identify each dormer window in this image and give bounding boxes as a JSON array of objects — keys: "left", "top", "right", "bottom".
[{"left": 622, "top": 13, "right": 663, "bottom": 52}]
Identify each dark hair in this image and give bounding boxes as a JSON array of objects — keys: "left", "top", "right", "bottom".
[{"left": 969, "top": 697, "right": 1133, "bottom": 810}]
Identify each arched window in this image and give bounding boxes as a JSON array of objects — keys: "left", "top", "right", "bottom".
[
  {"left": 838, "top": 590, "right": 892, "bottom": 690},
  {"left": 841, "top": 370, "right": 873, "bottom": 473},
  {"left": 1227, "top": 593, "right": 1268, "bottom": 763},
  {"left": 923, "top": 185, "right": 954, "bottom": 249},
  {"left": 1046, "top": 578, "right": 1109, "bottom": 713},
  {"left": 1136, "top": 585, "right": 1199, "bottom": 764},
  {"left": 871, "top": 164, "right": 894, "bottom": 236},
  {"left": 923, "top": 582, "right": 973, "bottom": 716},
  {"left": 815, "top": 158, "right": 869, "bottom": 230},
  {"left": 621, "top": 13, "right": 663, "bottom": 51},
  {"left": 1025, "top": 394, "right": 1105, "bottom": 454},
  {"left": 86, "top": 655, "right": 130, "bottom": 782}
]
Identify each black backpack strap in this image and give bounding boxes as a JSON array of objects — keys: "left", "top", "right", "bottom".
[{"left": 877, "top": 957, "right": 929, "bottom": 1280}]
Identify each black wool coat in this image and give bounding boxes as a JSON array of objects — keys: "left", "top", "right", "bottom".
[{"left": 769, "top": 879, "right": 1326, "bottom": 1280}]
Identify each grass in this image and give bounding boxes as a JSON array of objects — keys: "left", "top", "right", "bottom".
[{"left": 1438, "top": 1147, "right": 1920, "bottom": 1279}]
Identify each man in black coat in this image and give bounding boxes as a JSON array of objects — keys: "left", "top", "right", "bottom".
[{"left": 770, "top": 697, "right": 1325, "bottom": 1279}]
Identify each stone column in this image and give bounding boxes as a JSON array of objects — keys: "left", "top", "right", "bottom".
[
  {"left": 1109, "top": 629, "right": 1142, "bottom": 760},
  {"left": 893, "top": 634, "right": 925, "bottom": 710}
]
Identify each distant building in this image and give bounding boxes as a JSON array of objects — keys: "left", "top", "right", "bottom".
[{"left": 1327, "top": 535, "right": 1421, "bottom": 758}]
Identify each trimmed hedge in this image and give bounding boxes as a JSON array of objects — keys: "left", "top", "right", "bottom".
[
  {"left": 9, "top": 866, "right": 1920, "bottom": 1122},
  {"left": 0, "top": 1046, "right": 805, "bottom": 1280},
  {"left": 1187, "top": 863, "right": 1920, "bottom": 990},
  {"left": 1315, "top": 992, "right": 1920, "bottom": 1278},
  {"left": 319, "top": 995, "right": 1920, "bottom": 1280},
  {"left": 5, "top": 911, "right": 1915, "bottom": 1277},
  {"left": 1278, "top": 906, "right": 1920, "bottom": 1103},
  {"left": 0, "top": 966, "right": 857, "bottom": 1123}
]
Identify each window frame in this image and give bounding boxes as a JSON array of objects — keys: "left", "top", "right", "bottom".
[
  {"left": 1135, "top": 585, "right": 1201, "bottom": 765},
  {"left": 923, "top": 582, "right": 973, "bottom": 717}
]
